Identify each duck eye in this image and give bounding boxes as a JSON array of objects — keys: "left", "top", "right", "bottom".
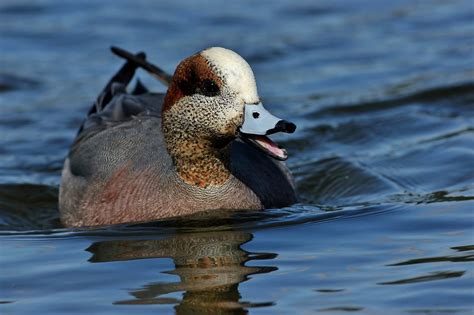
[
  {"left": 252, "top": 112, "right": 260, "bottom": 119},
  {"left": 200, "top": 79, "right": 220, "bottom": 97}
]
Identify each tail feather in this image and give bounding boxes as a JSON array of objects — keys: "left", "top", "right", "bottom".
[
  {"left": 131, "top": 79, "right": 149, "bottom": 95},
  {"left": 111, "top": 46, "right": 172, "bottom": 86},
  {"left": 88, "top": 51, "right": 146, "bottom": 116}
]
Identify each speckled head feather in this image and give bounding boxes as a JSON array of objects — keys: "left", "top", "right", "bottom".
[
  {"left": 163, "top": 47, "right": 260, "bottom": 112},
  {"left": 161, "top": 47, "right": 263, "bottom": 187},
  {"left": 200, "top": 47, "right": 260, "bottom": 104},
  {"left": 162, "top": 54, "right": 222, "bottom": 112}
]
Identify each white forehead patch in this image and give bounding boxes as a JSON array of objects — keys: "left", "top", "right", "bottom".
[{"left": 201, "top": 47, "right": 259, "bottom": 104}]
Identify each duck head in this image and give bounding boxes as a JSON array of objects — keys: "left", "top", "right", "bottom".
[{"left": 162, "top": 47, "right": 296, "bottom": 162}]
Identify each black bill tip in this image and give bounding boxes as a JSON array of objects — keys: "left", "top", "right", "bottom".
[{"left": 267, "top": 120, "right": 297, "bottom": 135}]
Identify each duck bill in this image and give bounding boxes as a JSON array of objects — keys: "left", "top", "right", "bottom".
[{"left": 239, "top": 103, "right": 296, "bottom": 161}]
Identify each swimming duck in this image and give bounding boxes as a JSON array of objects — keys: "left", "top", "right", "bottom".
[{"left": 59, "top": 47, "right": 297, "bottom": 227}]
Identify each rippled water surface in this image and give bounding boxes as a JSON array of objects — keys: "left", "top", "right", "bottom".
[{"left": 1, "top": 0, "right": 473, "bottom": 314}]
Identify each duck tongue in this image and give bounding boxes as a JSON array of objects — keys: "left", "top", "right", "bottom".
[{"left": 243, "top": 135, "right": 288, "bottom": 161}]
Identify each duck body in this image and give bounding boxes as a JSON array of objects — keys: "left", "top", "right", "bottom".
[{"left": 59, "top": 47, "right": 297, "bottom": 227}]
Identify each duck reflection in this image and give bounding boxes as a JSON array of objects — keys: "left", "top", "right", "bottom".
[{"left": 87, "top": 230, "right": 277, "bottom": 314}]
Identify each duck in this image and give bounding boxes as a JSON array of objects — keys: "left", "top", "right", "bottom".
[{"left": 59, "top": 46, "right": 297, "bottom": 227}]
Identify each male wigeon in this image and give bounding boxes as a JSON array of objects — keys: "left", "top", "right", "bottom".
[{"left": 59, "top": 47, "right": 297, "bottom": 227}]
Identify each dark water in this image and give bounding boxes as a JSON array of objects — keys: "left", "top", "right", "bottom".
[{"left": 1, "top": 0, "right": 473, "bottom": 314}]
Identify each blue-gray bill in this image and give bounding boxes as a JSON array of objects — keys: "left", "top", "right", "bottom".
[{"left": 239, "top": 103, "right": 296, "bottom": 161}]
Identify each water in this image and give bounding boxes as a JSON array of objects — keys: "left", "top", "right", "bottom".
[{"left": 1, "top": 0, "right": 473, "bottom": 314}]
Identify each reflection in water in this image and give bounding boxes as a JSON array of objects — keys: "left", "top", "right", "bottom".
[
  {"left": 378, "top": 271, "right": 465, "bottom": 285},
  {"left": 87, "top": 230, "right": 277, "bottom": 314}
]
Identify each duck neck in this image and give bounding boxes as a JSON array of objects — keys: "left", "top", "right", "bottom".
[{"left": 163, "top": 126, "right": 232, "bottom": 188}]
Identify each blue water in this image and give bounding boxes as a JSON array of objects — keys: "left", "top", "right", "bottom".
[{"left": 1, "top": 0, "right": 473, "bottom": 314}]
